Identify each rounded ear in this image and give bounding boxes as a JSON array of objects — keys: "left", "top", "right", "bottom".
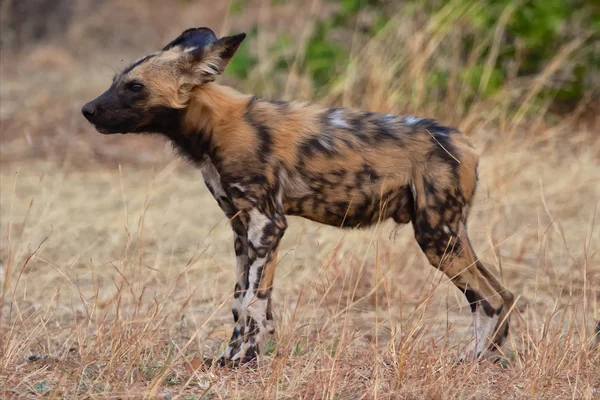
[
  {"left": 162, "top": 27, "right": 218, "bottom": 51},
  {"left": 182, "top": 33, "right": 247, "bottom": 85}
]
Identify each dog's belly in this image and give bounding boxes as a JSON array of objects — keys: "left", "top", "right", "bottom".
[{"left": 282, "top": 185, "right": 413, "bottom": 228}]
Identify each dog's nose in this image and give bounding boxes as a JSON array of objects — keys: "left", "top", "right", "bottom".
[{"left": 81, "top": 103, "right": 96, "bottom": 119}]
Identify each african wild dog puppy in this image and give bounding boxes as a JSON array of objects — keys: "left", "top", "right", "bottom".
[{"left": 82, "top": 27, "right": 516, "bottom": 365}]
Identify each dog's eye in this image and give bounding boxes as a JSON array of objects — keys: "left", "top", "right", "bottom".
[{"left": 128, "top": 83, "right": 144, "bottom": 92}]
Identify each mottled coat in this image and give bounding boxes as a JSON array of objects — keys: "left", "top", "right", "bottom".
[{"left": 82, "top": 27, "right": 515, "bottom": 365}]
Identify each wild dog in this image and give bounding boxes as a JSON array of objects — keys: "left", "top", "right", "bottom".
[{"left": 82, "top": 27, "right": 516, "bottom": 365}]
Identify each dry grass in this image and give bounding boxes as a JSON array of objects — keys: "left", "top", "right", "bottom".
[{"left": 1, "top": 1, "right": 599, "bottom": 398}]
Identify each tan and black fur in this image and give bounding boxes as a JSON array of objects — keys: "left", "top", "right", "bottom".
[{"left": 82, "top": 27, "right": 515, "bottom": 365}]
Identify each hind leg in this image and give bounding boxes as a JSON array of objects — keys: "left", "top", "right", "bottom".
[
  {"left": 461, "top": 228, "right": 515, "bottom": 347},
  {"left": 413, "top": 208, "right": 510, "bottom": 359}
]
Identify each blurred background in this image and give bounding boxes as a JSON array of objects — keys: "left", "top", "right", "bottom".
[{"left": 0, "top": 0, "right": 599, "bottom": 397}]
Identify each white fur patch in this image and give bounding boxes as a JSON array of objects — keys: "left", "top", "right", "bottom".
[
  {"left": 402, "top": 116, "right": 423, "bottom": 126},
  {"left": 330, "top": 109, "right": 350, "bottom": 129},
  {"left": 229, "top": 183, "right": 246, "bottom": 194},
  {"left": 410, "top": 182, "right": 418, "bottom": 206},
  {"left": 247, "top": 209, "right": 270, "bottom": 247},
  {"left": 246, "top": 256, "right": 266, "bottom": 295},
  {"left": 231, "top": 292, "right": 272, "bottom": 362},
  {"left": 383, "top": 113, "right": 396, "bottom": 122},
  {"left": 243, "top": 290, "right": 269, "bottom": 326},
  {"left": 245, "top": 210, "right": 274, "bottom": 317},
  {"left": 318, "top": 136, "right": 335, "bottom": 152},
  {"left": 466, "top": 309, "right": 500, "bottom": 359}
]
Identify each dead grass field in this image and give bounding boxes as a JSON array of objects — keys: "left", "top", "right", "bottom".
[{"left": 1, "top": 1, "right": 599, "bottom": 398}]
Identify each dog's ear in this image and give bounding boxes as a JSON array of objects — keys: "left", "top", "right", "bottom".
[
  {"left": 162, "top": 27, "right": 218, "bottom": 52},
  {"left": 181, "top": 33, "right": 247, "bottom": 84},
  {"left": 164, "top": 28, "right": 246, "bottom": 86}
]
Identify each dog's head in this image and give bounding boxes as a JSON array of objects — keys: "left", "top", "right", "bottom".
[{"left": 81, "top": 27, "right": 245, "bottom": 135}]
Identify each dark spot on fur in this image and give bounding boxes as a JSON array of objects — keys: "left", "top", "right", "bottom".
[
  {"left": 234, "top": 282, "right": 242, "bottom": 298},
  {"left": 463, "top": 288, "right": 497, "bottom": 317},
  {"left": 245, "top": 98, "right": 272, "bottom": 162},
  {"left": 464, "top": 289, "right": 479, "bottom": 313},
  {"left": 242, "top": 344, "right": 257, "bottom": 363},
  {"left": 121, "top": 54, "right": 157, "bottom": 75},
  {"left": 300, "top": 136, "right": 337, "bottom": 157}
]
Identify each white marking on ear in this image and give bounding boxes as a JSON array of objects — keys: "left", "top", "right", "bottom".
[{"left": 196, "top": 60, "right": 221, "bottom": 76}]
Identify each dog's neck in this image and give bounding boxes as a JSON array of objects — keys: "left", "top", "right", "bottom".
[
  {"left": 166, "top": 82, "right": 252, "bottom": 165},
  {"left": 182, "top": 82, "right": 252, "bottom": 136}
]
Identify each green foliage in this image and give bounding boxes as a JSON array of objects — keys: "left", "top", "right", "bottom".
[
  {"left": 34, "top": 380, "right": 50, "bottom": 393},
  {"left": 454, "top": 0, "right": 598, "bottom": 101},
  {"left": 460, "top": 65, "right": 504, "bottom": 96},
  {"left": 270, "top": 0, "right": 388, "bottom": 91},
  {"left": 293, "top": 336, "right": 310, "bottom": 356},
  {"left": 427, "top": 0, "right": 597, "bottom": 103},
  {"left": 303, "top": 22, "right": 349, "bottom": 88},
  {"left": 339, "top": 0, "right": 384, "bottom": 16},
  {"left": 270, "top": 21, "right": 348, "bottom": 89},
  {"left": 264, "top": 338, "right": 277, "bottom": 355},
  {"left": 264, "top": 0, "right": 597, "bottom": 108}
]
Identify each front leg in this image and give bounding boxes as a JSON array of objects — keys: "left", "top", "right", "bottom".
[
  {"left": 218, "top": 214, "right": 250, "bottom": 364},
  {"left": 200, "top": 161, "right": 251, "bottom": 364},
  {"left": 229, "top": 208, "right": 287, "bottom": 364}
]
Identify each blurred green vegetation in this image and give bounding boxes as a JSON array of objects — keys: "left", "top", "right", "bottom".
[{"left": 227, "top": 0, "right": 598, "bottom": 112}]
